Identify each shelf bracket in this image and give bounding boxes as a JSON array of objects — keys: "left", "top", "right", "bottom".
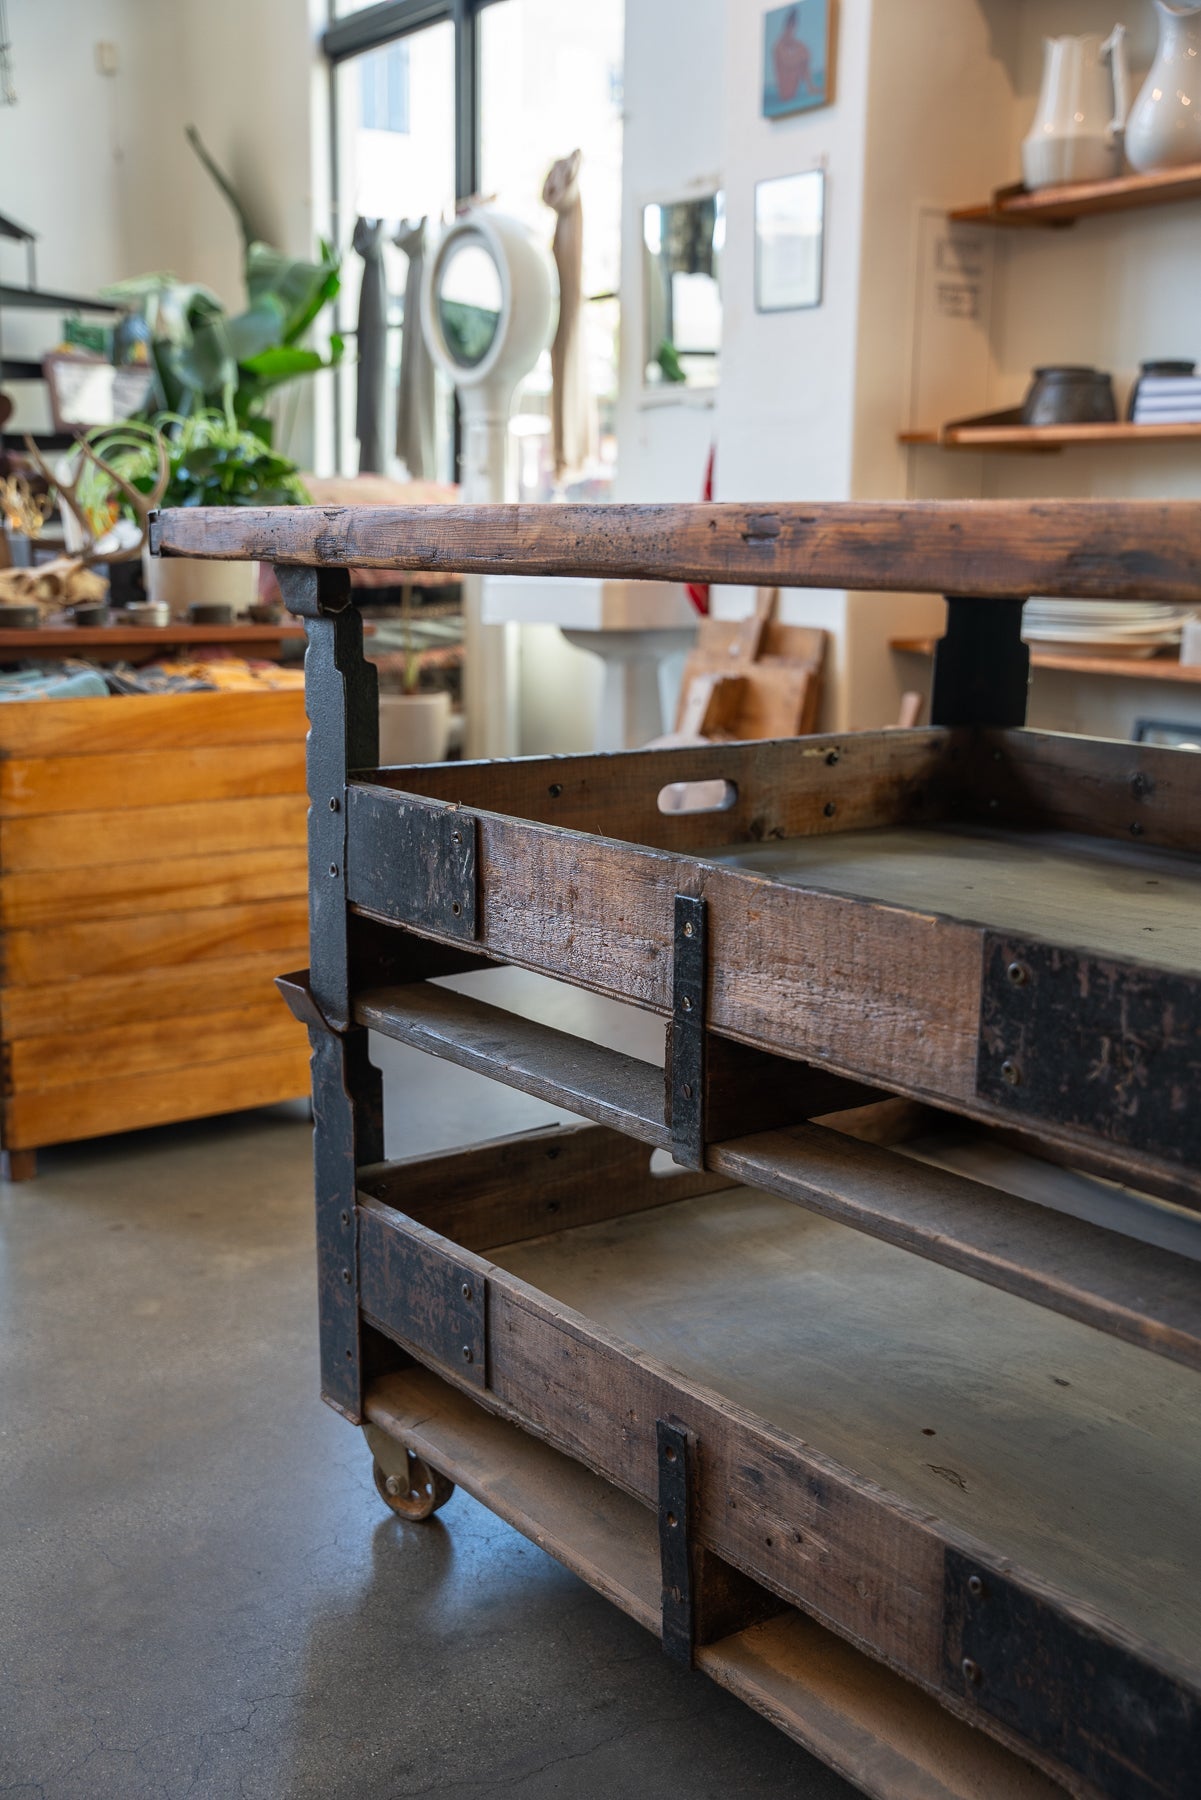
[
  {"left": 670, "top": 895, "right": 706, "bottom": 1170},
  {"left": 657, "top": 1418, "right": 697, "bottom": 1667}
]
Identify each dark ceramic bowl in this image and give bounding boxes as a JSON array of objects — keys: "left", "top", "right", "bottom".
[
  {"left": 1021, "top": 366, "right": 1117, "bottom": 428},
  {"left": 187, "top": 601, "right": 237, "bottom": 626},
  {"left": 71, "top": 603, "right": 109, "bottom": 628}
]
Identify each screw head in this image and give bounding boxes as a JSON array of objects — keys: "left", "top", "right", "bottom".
[
  {"left": 1130, "top": 820, "right": 1144, "bottom": 836},
  {"left": 452, "top": 830, "right": 462, "bottom": 845},
  {"left": 823, "top": 801, "right": 837, "bottom": 818},
  {"left": 1006, "top": 961, "right": 1029, "bottom": 987},
  {"left": 683, "top": 921, "right": 694, "bottom": 938},
  {"left": 340, "top": 1210, "right": 350, "bottom": 1227},
  {"left": 1000, "top": 1057, "right": 1021, "bottom": 1087},
  {"left": 682, "top": 1083, "right": 693, "bottom": 1100},
  {"left": 328, "top": 796, "right": 340, "bottom": 812},
  {"left": 548, "top": 782, "right": 563, "bottom": 798},
  {"left": 385, "top": 1473, "right": 403, "bottom": 1497},
  {"left": 961, "top": 1657, "right": 982, "bottom": 1687},
  {"left": 341, "top": 1266, "right": 352, "bottom": 1284},
  {"left": 461, "top": 1345, "right": 473, "bottom": 1363},
  {"left": 825, "top": 749, "right": 840, "bottom": 766},
  {"left": 681, "top": 995, "right": 693, "bottom": 1012},
  {"left": 461, "top": 1282, "right": 473, "bottom": 1301},
  {"left": 451, "top": 901, "right": 461, "bottom": 916},
  {"left": 967, "top": 1574, "right": 986, "bottom": 1599},
  {"left": 329, "top": 863, "right": 339, "bottom": 878}
]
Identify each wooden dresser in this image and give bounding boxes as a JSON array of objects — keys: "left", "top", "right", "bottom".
[{"left": 0, "top": 687, "right": 310, "bottom": 1178}]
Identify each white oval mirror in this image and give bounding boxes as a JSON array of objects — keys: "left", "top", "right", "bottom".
[{"left": 436, "top": 239, "right": 503, "bottom": 369}]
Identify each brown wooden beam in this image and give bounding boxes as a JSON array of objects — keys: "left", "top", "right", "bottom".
[{"left": 151, "top": 500, "right": 1201, "bottom": 602}]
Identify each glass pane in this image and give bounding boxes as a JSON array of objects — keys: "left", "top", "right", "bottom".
[
  {"left": 437, "top": 239, "right": 504, "bottom": 368},
  {"left": 642, "top": 194, "right": 724, "bottom": 390},
  {"left": 332, "top": 20, "right": 457, "bottom": 478},
  {"left": 479, "top": 0, "right": 624, "bottom": 497}
]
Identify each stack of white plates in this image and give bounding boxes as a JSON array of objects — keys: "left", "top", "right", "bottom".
[{"left": 1022, "top": 599, "right": 1193, "bottom": 658}]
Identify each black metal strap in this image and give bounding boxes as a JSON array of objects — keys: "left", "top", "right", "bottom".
[
  {"left": 671, "top": 895, "right": 706, "bottom": 1170},
  {"left": 931, "top": 596, "right": 1029, "bottom": 728},
  {"left": 657, "top": 1418, "right": 695, "bottom": 1666}
]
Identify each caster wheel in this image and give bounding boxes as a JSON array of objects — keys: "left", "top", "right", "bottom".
[{"left": 372, "top": 1450, "right": 455, "bottom": 1520}]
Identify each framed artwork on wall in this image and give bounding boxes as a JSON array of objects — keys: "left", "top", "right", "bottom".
[
  {"left": 762, "top": 1, "right": 833, "bottom": 119},
  {"left": 755, "top": 169, "right": 825, "bottom": 312}
]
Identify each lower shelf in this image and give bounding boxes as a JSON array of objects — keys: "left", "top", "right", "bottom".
[{"left": 366, "top": 1366, "right": 1064, "bottom": 1800}]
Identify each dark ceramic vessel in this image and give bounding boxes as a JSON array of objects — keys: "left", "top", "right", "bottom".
[{"left": 1021, "top": 365, "right": 1117, "bottom": 427}]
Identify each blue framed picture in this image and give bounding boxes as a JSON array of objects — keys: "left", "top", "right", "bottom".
[{"left": 763, "top": 1, "right": 832, "bottom": 120}]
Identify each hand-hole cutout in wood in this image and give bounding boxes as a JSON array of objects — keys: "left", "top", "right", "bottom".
[
  {"left": 657, "top": 778, "right": 737, "bottom": 815},
  {"left": 650, "top": 1147, "right": 692, "bottom": 1177}
]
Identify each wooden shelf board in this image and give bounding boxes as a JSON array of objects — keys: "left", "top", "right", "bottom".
[
  {"left": 901, "top": 413, "right": 1201, "bottom": 452},
  {"left": 365, "top": 1366, "right": 1063, "bottom": 1800},
  {"left": 891, "top": 637, "right": 1201, "bottom": 684},
  {"left": 0, "top": 623, "right": 306, "bottom": 663},
  {"left": 950, "top": 163, "right": 1201, "bottom": 228}
]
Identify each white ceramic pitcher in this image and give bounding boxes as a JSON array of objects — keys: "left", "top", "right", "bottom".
[
  {"left": 1126, "top": 1, "right": 1201, "bottom": 172},
  {"left": 1022, "top": 28, "right": 1130, "bottom": 189}
]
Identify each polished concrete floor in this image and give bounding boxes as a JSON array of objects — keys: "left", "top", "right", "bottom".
[{"left": 0, "top": 973, "right": 860, "bottom": 1799}]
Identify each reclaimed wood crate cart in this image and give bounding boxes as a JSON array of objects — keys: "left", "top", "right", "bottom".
[{"left": 154, "top": 500, "right": 1201, "bottom": 1800}]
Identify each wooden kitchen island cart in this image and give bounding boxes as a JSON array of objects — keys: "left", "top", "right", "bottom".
[{"left": 153, "top": 500, "right": 1201, "bottom": 1800}]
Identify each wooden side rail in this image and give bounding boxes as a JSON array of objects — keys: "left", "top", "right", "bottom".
[{"left": 151, "top": 499, "right": 1201, "bottom": 602}]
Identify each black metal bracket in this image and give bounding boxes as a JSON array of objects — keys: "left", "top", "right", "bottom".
[
  {"left": 346, "top": 785, "right": 478, "bottom": 940},
  {"left": 978, "top": 933, "right": 1201, "bottom": 1169},
  {"left": 943, "top": 1549, "right": 1201, "bottom": 1800},
  {"left": 670, "top": 895, "right": 706, "bottom": 1170},
  {"left": 657, "top": 1418, "right": 696, "bottom": 1667},
  {"left": 931, "top": 596, "right": 1029, "bottom": 729}
]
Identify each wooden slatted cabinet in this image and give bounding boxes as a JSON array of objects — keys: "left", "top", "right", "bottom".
[{"left": 0, "top": 688, "right": 311, "bottom": 1177}]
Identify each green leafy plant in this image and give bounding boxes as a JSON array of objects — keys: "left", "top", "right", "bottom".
[
  {"left": 81, "top": 413, "right": 309, "bottom": 520},
  {"left": 99, "top": 127, "right": 342, "bottom": 443}
]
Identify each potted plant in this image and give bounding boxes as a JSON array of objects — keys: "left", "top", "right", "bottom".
[
  {"left": 377, "top": 580, "right": 453, "bottom": 765},
  {"left": 83, "top": 411, "right": 309, "bottom": 615}
]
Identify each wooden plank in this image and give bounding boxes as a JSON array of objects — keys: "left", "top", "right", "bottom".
[
  {"left": 0, "top": 743, "right": 306, "bottom": 818},
  {"left": 365, "top": 1367, "right": 1065, "bottom": 1800},
  {"left": 0, "top": 845, "right": 307, "bottom": 928},
  {"left": 983, "top": 728, "right": 1201, "bottom": 855},
  {"left": 708, "top": 1124, "right": 1201, "bottom": 1373},
  {"left": 353, "top": 984, "right": 670, "bottom": 1145},
  {"left": 3, "top": 1044, "right": 310, "bottom": 1149},
  {"left": 0, "top": 623, "right": 305, "bottom": 656},
  {"left": 362, "top": 730, "right": 957, "bottom": 852},
  {"left": 152, "top": 500, "right": 1201, "bottom": 602},
  {"left": 699, "top": 1617, "right": 1065, "bottom": 1800},
  {"left": 5, "top": 999, "right": 304, "bottom": 1093},
  {"left": 0, "top": 947, "right": 307, "bottom": 1039},
  {"left": 893, "top": 637, "right": 1201, "bottom": 687},
  {"left": 0, "top": 793, "right": 308, "bottom": 874},
  {"left": 1, "top": 896, "right": 309, "bottom": 984},
  {"left": 0, "top": 689, "right": 306, "bottom": 758},
  {"left": 358, "top": 1122, "right": 727, "bottom": 1250}
]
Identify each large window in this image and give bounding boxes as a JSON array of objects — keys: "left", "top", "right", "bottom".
[{"left": 326, "top": 0, "right": 623, "bottom": 490}]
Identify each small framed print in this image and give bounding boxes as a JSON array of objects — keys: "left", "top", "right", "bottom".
[
  {"left": 755, "top": 169, "right": 825, "bottom": 313},
  {"left": 763, "top": 1, "right": 832, "bottom": 119},
  {"left": 1133, "top": 717, "right": 1201, "bottom": 751}
]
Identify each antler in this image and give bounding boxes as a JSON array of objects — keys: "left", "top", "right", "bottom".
[{"left": 22, "top": 433, "right": 170, "bottom": 566}]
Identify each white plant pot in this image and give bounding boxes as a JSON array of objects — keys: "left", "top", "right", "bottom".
[
  {"left": 378, "top": 691, "right": 452, "bottom": 766},
  {"left": 142, "top": 549, "right": 260, "bottom": 620}
]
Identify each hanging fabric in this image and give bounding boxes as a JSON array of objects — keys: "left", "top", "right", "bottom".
[
  {"left": 542, "top": 149, "right": 593, "bottom": 482},
  {"left": 394, "top": 216, "right": 436, "bottom": 481},
  {"left": 352, "top": 216, "right": 388, "bottom": 474}
]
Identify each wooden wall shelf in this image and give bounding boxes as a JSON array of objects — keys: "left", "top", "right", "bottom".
[
  {"left": 0, "top": 622, "right": 306, "bottom": 664},
  {"left": 950, "top": 163, "right": 1201, "bottom": 229},
  {"left": 900, "top": 410, "right": 1201, "bottom": 452},
  {"left": 891, "top": 637, "right": 1201, "bottom": 685}
]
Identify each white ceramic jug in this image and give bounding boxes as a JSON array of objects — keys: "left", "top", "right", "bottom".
[
  {"left": 1022, "top": 28, "right": 1130, "bottom": 189},
  {"left": 1126, "top": 1, "right": 1201, "bottom": 172}
]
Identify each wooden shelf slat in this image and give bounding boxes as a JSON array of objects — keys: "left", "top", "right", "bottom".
[
  {"left": 0, "top": 624, "right": 305, "bottom": 651},
  {"left": 900, "top": 411, "right": 1201, "bottom": 452},
  {"left": 950, "top": 163, "right": 1201, "bottom": 228},
  {"left": 891, "top": 636, "right": 1201, "bottom": 684}
]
